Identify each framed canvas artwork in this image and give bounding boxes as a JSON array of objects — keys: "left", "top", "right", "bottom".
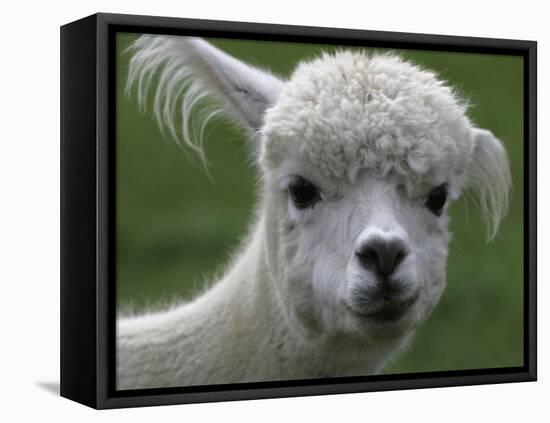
[{"left": 60, "top": 13, "right": 537, "bottom": 408}]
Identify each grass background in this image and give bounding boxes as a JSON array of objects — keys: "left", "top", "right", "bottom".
[{"left": 116, "top": 33, "right": 524, "bottom": 374}]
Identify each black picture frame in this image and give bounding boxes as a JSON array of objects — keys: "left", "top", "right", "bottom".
[{"left": 60, "top": 12, "right": 537, "bottom": 409}]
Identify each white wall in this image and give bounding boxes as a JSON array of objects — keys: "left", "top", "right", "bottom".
[{"left": 1, "top": 0, "right": 546, "bottom": 421}]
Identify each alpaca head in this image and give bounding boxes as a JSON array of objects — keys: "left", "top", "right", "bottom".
[{"left": 128, "top": 36, "right": 511, "bottom": 343}]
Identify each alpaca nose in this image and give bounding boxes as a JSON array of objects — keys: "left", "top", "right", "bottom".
[{"left": 355, "top": 236, "right": 409, "bottom": 277}]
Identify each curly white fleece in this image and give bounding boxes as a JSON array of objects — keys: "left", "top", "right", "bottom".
[{"left": 261, "top": 52, "right": 474, "bottom": 190}]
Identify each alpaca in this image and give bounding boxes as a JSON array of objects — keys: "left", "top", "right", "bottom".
[{"left": 117, "top": 35, "right": 511, "bottom": 390}]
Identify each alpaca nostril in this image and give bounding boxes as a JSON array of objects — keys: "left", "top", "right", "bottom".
[{"left": 356, "top": 237, "right": 409, "bottom": 277}]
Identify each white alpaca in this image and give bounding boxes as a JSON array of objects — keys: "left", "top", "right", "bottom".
[{"left": 117, "top": 35, "right": 511, "bottom": 389}]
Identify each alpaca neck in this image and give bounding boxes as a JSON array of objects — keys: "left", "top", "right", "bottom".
[{"left": 117, "top": 220, "right": 289, "bottom": 388}]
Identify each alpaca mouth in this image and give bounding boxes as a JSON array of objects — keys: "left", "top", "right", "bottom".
[
  {"left": 364, "top": 296, "right": 417, "bottom": 322},
  {"left": 347, "top": 292, "right": 419, "bottom": 323}
]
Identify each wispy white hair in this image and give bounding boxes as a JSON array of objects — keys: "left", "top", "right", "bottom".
[
  {"left": 126, "top": 35, "right": 284, "bottom": 163},
  {"left": 465, "top": 128, "right": 512, "bottom": 240}
]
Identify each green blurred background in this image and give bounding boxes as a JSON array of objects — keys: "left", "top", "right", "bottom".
[{"left": 116, "top": 33, "right": 523, "bottom": 374}]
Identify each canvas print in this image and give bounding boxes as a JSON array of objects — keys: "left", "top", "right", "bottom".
[{"left": 115, "top": 33, "right": 523, "bottom": 390}]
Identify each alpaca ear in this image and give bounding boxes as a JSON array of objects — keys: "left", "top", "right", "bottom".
[
  {"left": 465, "top": 128, "right": 512, "bottom": 241},
  {"left": 127, "top": 35, "right": 284, "bottom": 155}
]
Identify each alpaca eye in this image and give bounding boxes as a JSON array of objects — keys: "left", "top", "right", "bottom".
[
  {"left": 288, "top": 176, "right": 320, "bottom": 209},
  {"left": 426, "top": 184, "right": 448, "bottom": 216}
]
